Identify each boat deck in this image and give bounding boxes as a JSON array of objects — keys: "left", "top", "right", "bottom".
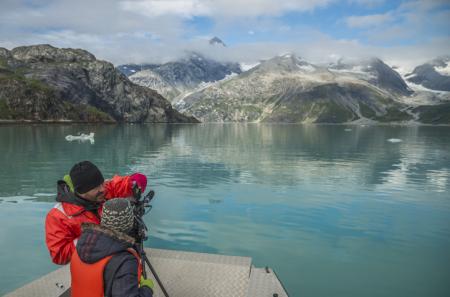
[{"left": 6, "top": 248, "right": 288, "bottom": 297}]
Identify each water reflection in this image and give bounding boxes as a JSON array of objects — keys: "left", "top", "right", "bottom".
[
  {"left": 1, "top": 124, "right": 450, "bottom": 296},
  {"left": 1, "top": 124, "right": 449, "bottom": 197}
]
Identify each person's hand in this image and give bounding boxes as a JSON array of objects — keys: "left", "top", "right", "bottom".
[
  {"left": 140, "top": 276, "right": 154, "bottom": 289},
  {"left": 132, "top": 181, "right": 141, "bottom": 199}
]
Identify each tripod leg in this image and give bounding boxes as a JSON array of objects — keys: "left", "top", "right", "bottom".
[{"left": 142, "top": 253, "right": 170, "bottom": 297}]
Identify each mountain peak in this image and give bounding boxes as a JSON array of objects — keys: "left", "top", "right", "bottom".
[
  {"left": 11, "top": 44, "right": 96, "bottom": 63},
  {"left": 209, "top": 37, "right": 226, "bottom": 47},
  {"left": 251, "top": 53, "right": 315, "bottom": 73},
  {"left": 406, "top": 56, "right": 450, "bottom": 91}
]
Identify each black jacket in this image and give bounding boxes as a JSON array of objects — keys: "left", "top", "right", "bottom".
[{"left": 76, "top": 223, "right": 153, "bottom": 297}]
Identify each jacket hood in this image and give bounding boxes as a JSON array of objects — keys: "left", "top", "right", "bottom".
[
  {"left": 56, "top": 180, "right": 99, "bottom": 212},
  {"left": 76, "top": 223, "right": 136, "bottom": 264}
]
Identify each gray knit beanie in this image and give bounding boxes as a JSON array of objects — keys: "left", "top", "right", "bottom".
[{"left": 101, "top": 198, "right": 134, "bottom": 234}]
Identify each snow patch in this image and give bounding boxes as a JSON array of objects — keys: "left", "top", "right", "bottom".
[
  {"left": 328, "top": 65, "right": 376, "bottom": 80},
  {"left": 297, "top": 64, "right": 315, "bottom": 73},
  {"left": 405, "top": 80, "right": 449, "bottom": 94},
  {"left": 240, "top": 62, "right": 260, "bottom": 71},
  {"left": 434, "top": 63, "right": 450, "bottom": 76}
]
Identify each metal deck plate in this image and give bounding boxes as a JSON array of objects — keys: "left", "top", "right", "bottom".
[
  {"left": 146, "top": 248, "right": 251, "bottom": 297},
  {"left": 5, "top": 248, "right": 288, "bottom": 297},
  {"left": 247, "top": 267, "right": 289, "bottom": 297},
  {"left": 5, "top": 264, "right": 70, "bottom": 297}
]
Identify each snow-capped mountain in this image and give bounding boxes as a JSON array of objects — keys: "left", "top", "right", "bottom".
[
  {"left": 328, "top": 57, "right": 412, "bottom": 96},
  {"left": 404, "top": 56, "right": 450, "bottom": 91},
  {"left": 123, "top": 52, "right": 242, "bottom": 101},
  {"left": 175, "top": 54, "right": 416, "bottom": 123},
  {"left": 172, "top": 54, "right": 450, "bottom": 124}
]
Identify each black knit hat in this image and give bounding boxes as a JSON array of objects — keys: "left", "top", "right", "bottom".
[
  {"left": 69, "top": 161, "right": 104, "bottom": 194},
  {"left": 101, "top": 198, "right": 135, "bottom": 234}
]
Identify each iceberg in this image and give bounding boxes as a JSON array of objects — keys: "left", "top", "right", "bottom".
[
  {"left": 387, "top": 138, "right": 402, "bottom": 143},
  {"left": 65, "top": 132, "right": 95, "bottom": 143}
]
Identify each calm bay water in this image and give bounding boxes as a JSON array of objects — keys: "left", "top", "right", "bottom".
[{"left": 1, "top": 124, "right": 449, "bottom": 296}]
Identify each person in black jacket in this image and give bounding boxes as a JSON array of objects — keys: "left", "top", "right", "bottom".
[{"left": 71, "top": 198, "right": 154, "bottom": 297}]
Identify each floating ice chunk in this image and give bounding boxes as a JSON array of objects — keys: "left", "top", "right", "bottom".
[
  {"left": 387, "top": 138, "right": 402, "bottom": 143},
  {"left": 344, "top": 128, "right": 352, "bottom": 132},
  {"left": 65, "top": 132, "right": 95, "bottom": 143}
]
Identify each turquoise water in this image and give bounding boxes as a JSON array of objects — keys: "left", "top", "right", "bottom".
[{"left": 1, "top": 124, "right": 450, "bottom": 296}]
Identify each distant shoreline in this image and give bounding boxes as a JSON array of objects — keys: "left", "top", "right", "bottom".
[
  {"left": 1, "top": 119, "right": 449, "bottom": 126},
  {"left": 0, "top": 119, "right": 116, "bottom": 125}
]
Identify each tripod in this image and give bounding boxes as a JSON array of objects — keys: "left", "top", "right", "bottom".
[{"left": 132, "top": 188, "right": 170, "bottom": 297}]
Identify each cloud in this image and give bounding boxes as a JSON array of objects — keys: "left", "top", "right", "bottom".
[
  {"left": 342, "top": 0, "right": 450, "bottom": 46},
  {"left": 191, "top": 33, "right": 450, "bottom": 72},
  {"left": 347, "top": 0, "right": 385, "bottom": 7},
  {"left": 120, "top": 0, "right": 211, "bottom": 18},
  {"left": 0, "top": 0, "right": 448, "bottom": 70},
  {"left": 0, "top": 0, "right": 187, "bottom": 37},
  {"left": 345, "top": 12, "right": 393, "bottom": 28},
  {"left": 119, "top": 0, "right": 335, "bottom": 18}
]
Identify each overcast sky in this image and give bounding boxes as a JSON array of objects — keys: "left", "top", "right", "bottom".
[{"left": 0, "top": 0, "right": 449, "bottom": 70}]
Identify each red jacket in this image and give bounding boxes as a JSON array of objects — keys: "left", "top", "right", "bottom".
[{"left": 45, "top": 175, "right": 133, "bottom": 265}]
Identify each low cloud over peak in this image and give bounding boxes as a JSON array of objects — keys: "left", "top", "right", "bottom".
[{"left": 0, "top": 0, "right": 448, "bottom": 70}]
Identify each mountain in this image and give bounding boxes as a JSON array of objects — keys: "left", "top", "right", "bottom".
[
  {"left": 125, "top": 52, "right": 242, "bottom": 101},
  {"left": 209, "top": 36, "right": 227, "bottom": 47},
  {"left": 329, "top": 57, "right": 413, "bottom": 96},
  {"left": 127, "top": 69, "right": 181, "bottom": 102},
  {"left": 174, "top": 54, "right": 416, "bottom": 123},
  {"left": 404, "top": 56, "right": 450, "bottom": 91},
  {"left": 0, "top": 45, "right": 198, "bottom": 123},
  {"left": 412, "top": 102, "right": 450, "bottom": 124},
  {"left": 117, "top": 63, "right": 159, "bottom": 76}
]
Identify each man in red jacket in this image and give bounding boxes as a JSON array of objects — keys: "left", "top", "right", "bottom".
[{"left": 45, "top": 161, "right": 147, "bottom": 265}]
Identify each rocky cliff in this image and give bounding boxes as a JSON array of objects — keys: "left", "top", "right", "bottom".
[{"left": 0, "top": 45, "right": 198, "bottom": 123}]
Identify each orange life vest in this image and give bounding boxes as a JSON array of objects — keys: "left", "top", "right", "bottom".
[{"left": 70, "top": 248, "right": 142, "bottom": 297}]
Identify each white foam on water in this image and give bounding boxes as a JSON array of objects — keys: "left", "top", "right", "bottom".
[{"left": 0, "top": 195, "right": 35, "bottom": 202}]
